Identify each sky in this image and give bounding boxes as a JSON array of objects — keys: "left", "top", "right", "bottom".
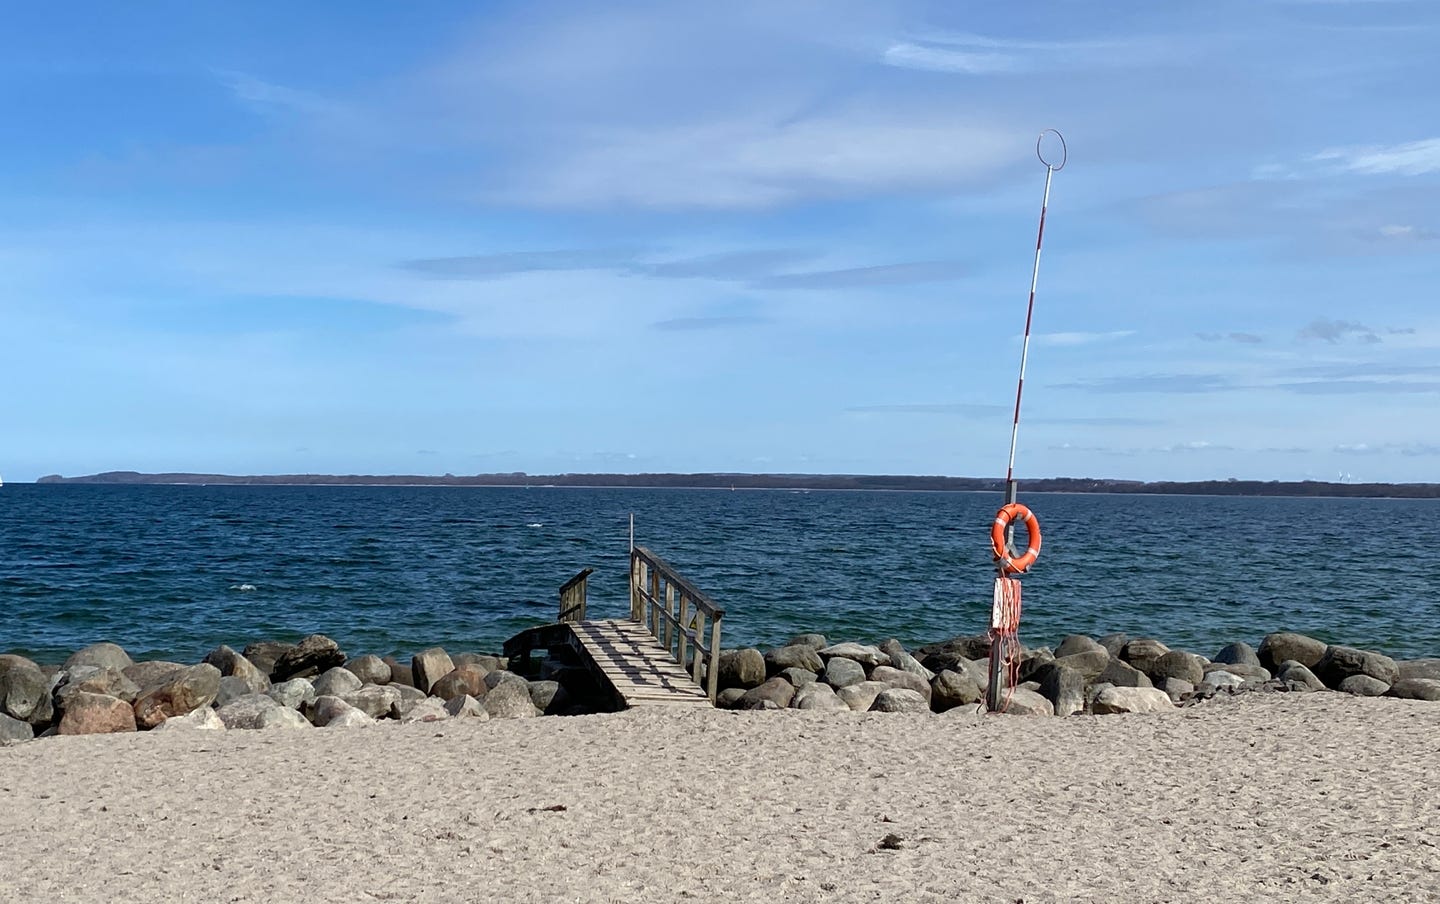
[{"left": 2, "top": 1, "right": 1438, "bottom": 484}]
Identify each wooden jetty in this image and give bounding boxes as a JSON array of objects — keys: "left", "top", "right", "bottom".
[{"left": 503, "top": 546, "right": 725, "bottom": 709}]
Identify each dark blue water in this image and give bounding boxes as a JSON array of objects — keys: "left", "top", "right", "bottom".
[{"left": 1, "top": 484, "right": 1437, "bottom": 664}]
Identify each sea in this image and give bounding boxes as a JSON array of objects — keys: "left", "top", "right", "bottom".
[{"left": 2, "top": 484, "right": 1437, "bottom": 665}]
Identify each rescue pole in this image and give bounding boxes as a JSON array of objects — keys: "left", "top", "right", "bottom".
[{"left": 986, "top": 129, "right": 1065, "bottom": 712}]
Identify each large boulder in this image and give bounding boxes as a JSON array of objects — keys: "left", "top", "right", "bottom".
[
  {"left": 715, "top": 649, "right": 766, "bottom": 690},
  {"left": 203, "top": 646, "right": 271, "bottom": 694},
  {"left": 915, "top": 635, "right": 991, "bottom": 672},
  {"left": 1257, "top": 633, "right": 1327, "bottom": 673},
  {"left": 779, "top": 668, "right": 817, "bottom": 690},
  {"left": 240, "top": 641, "right": 296, "bottom": 677},
  {"left": 340, "top": 685, "right": 403, "bottom": 719},
  {"left": 1097, "top": 659, "right": 1153, "bottom": 689},
  {"left": 739, "top": 677, "right": 795, "bottom": 710},
  {"left": 993, "top": 688, "right": 1054, "bottom": 716},
  {"left": 411, "top": 648, "right": 456, "bottom": 694},
  {"left": 819, "top": 643, "right": 889, "bottom": 669},
  {"left": 214, "top": 676, "right": 255, "bottom": 708},
  {"left": 793, "top": 682, "right": 848, "bottom": 711},
  {"left": 382, "top": 657, "right": 414, "bottom": 687},
  {"left": 1275, "top": 661, "right": 1326, "bottom": 691},
  {"left": 822, "top": 657, "right": 867, "bottom": 689},
  {"left": 836, "top": 681, "right": 889, "bottom": 713},
  {"left": 0, "top": 665, "right": 52, "bottom": 723},
  {"left": 879, "top": 639, "right": 934, "bottom": 681},
  {"left": 430, "top": 666, "right": 488, "bottom": 702},
  {"left": 1054, "top": 635, "right": 1106, "bottom": 659},
  {"left": 58, "top": 692, "right": 137, "bottom": 734},
  {"left": 63, "top": 643, "right": 134, "bottom": 673},
  {"left": 764, "top": 645, "right": 824, "bottom": 676},
  {"left": 1036, "top": 663, "right": 1086, "bottom": 717},
  {"left": 1338, "top": 674, "right": 1390, "bottom": 697},
  {"left": 218, "top": 694, "right": 313, "bottom": 730},
  {"left": 1051, "top": 649, "right": 1110, "bottom": 680},
  {"left": 483, "top": 681, "right": 538, "bottom": 719},
  {"left": 271, "top": 635, "right": 345, "bottom": 682},
  {"left": 267, "top": 678, "right": 316, "bottom": 710},
  {"left": 55, "top": 667, "right": 141, "bottom": 705},
  {"left": 0, "top": 712, "right": 34, "bottom": 745},
  {"left": 1119, "top": 639, "right": 1170, "bottom": 675},
  {"left": 1204, "top": 662, "right": 1270, "bottom": 682},
  {"left": 1212, "top": 642, "right": 1261, "bottom": 668},
  {"left": 311, "top": 695, "right": 375, "bottom": 727},
  {"left": 0, "top": 654, "right": 41, "bottom": 677},
  {"left": 787, "top": 633, "right": 828, "bottom": 650},
  {"left": 132, "top": 663, "right": 222, "bottom": 729},
  {"left": 122, "top": 661, "right": 187, "bottom": 692},
  {"left": 1091, "top": 687, "right": 1174, "bottom": 715},
  {"left": 870, "top": 688, "right": 929, "bottom": 714},
  {"left": 312, "top": 667, "right": 364, "bottom": 698},
  {"left": 343, "top": 655, "right": 392, "bottom": 686},
  {"left": 1386, "top": 678, "right": 1440, "bottom": 702},
  {"left": 930, "top": 669, "right": 982, "bottom": 713},
  {"left": 869, "top": 666, "right": 931, "bottom": 704},
  {"left": 444, "top": 695, "right": 489, "bottom": 719},
  {"left": 1096, "top": 633, "right": 1130, "bottom": 657},
  {"left": 1398, "top": 659, "right": 1440, "bottom": 682},
  {"left": 1313, "top": 646, "right": 1399, "bottom": 690},
  {"left": 399, "top": 698, "right": 450, "bottom": 723},
  {"left": 527, "top": 680, "right": 568, "bottom": 714},
  {"left": 1149, "top": 651, "right": 1206, "bottom": 686},
  {"left": 152, "top": 707, "right": 226, "bottom": 732},
  {"left": 388, "top": 684, "right": 427, "bottom": 718},
  {"left": 453, "top": 652, "right": 504, "bottom": 672}
]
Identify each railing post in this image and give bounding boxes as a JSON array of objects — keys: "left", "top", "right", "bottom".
[
  {"left": 707, "top": 612, "right": 723, "bottom": 703},
  {"left": 663, "top": 582, "right": 675, "bottom": 653},
  {"left": 677, "top": 593, "right": 690, "bottom": 673},
  {"left": 649, "top": 569, "right": 660, "bottom": 636}
]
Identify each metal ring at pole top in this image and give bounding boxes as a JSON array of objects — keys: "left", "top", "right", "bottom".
[{"left": 1036, "top": 128, "right": 1066, "bottom": 171}]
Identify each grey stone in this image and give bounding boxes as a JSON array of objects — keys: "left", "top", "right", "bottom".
[
  {"left": 822, "top": 657, "right": 867, "bottom": 689},
  {"left": 483, "top": 680, "right": 539, "bottom": 719},
  {"left": 819, "top": 643, "right": 889, "bottom": 669},
  {"left": 1338, "top": 674, "right": 1390, "bottom": 697},
  {"left": 63, "top": 642, "right": 134, "bottom": 673},
  {"left": 410, "top": 647, "right": 456, "bottom": 694},
  {"left": 271, "top": 635, "right": 345, "bottom": 682},
  {"left": 779, "top": 667, "right": 817, "bottom": 690},
  {"left": 313, "top": 667, "right": 364, "bottom": 698},
  {"left": 1097, "top": 658, "right": 1153, "bottom": 689},
  {"left": 0, "top": 712, "right": 34, "bottom": 745},
  {"left": 1120, "top": 639, "right": 1170, "bottom": 674},
  {"left": 870, "top": 688, "right": 929, "bottom": 714},
  {"left": 915, "top": 635, "right": 992, "bottom": 672},
  {"left": 0, "top": 665, "right": 52, "bottom": 723},
  {"left": 930, "top": 669, "right": 982, "bottom": 713},
  {"left": 133, "top": 663, "right": 222, "bottom": 729},
  {"left": 1200, "top": 671, "right": 1246, "bottom": 691},
  {"left": 0, "top": 654, "right": 41, "bottom": 677},
  {"left": 1398, "top": 659, "right": 1440, "bottom": 682},
  {"left": 1386, "top": 678, "right": 1440, "bottom": 701},
  {"left": 716, "top": 649, "right": 766, "bottom": 691},
  {"left": 1212, "top": 642, "right": 1262, "bottom": 668},
  {"left": 1204, "top": 662, "right": 1271, "bottom": 682},
  {"left": 1052, "top": 649, "right": 1110, "bottom": 680},
  {"left": 122, "top": 661, "right": 187, "bottom": 692},
  {"left": 311, "top": 694, "right": 368, "bottom": 727},
  {"left": 994, "top": 688, "right": 1054, "bottom": 716},
  {"left": 1036, "top": 663, "right": 1086, "bottom": 717},
  {"left": 383, "top": 656, "right": 414, "bottom": 687},
  {"left": 429, "top": 666, "right": 488, "bottom": 702},
  {"left": 765, "top": 644, "right": 824, "bottom": 675},
  {"left": 54, "top": 667, "right": 141, "bottom": 706},
  {"left": 787, "top": 633, "right": 828, "bottom": 650},
  {"left": 1016, "top": 649, "right": 1056, "bottom": 684},
  {"left": 483, "top": 670, "right": 527, "bottom": 691},
  {"left": 1158, "top": 677, "right": 1194, "bottom": 701},
  {"left": 1148, "top": 651, "right": 1206, "bottom": 686},
  {"left": 240, "top": 641, "right": 296, "bottom": 677},
  {"left": 444, "top": 694, "right": 489, "bottom": 718},
  {"left": 716, "top": 687, "right": 747, "bottom": 709},
  {"left": 267, "top": 678, "right": 316, "bottom": 710},
  {"left": 58, "top": 692, "right": 137, "bottom": 734},
  {"left": 836, "top": 680, "right": 889, "bottom": 713},
  {"left": 739, "top": 677, "right": 795, "bottom": 710},
  {"left": 388, "top": 684, "right": 427, "bottom": 717},
  {"left": 342, "top": 654, "right": 392, "bottom": 685},
  {"left": 399, "top": 697, "right": 450, "bottom": 723},
  {"left": 1257, "top": 632, "right": 1327, "bottom": 673},
  {"left": 341, "top": 684, "right": 402, "bottom": 720},
  {"left": 1314, "top": 646, "right": 1400, "bottom": 689},
  {"left": 1096, "top": 633, "right": 1130, "bottom": 658},
  {"left": 793, "top": 682, "right": 848, "bottom": 711},
  {"left": 152, "top": 707, "right": 226, "bottom": 731},
  {"left": 1092, "top": 686, "right": 1174, "bottom": 714},
  {"left": 1055, "top": 635, "right": 1106, "bottom": 659},
  {"left": 215, "top": 675, "right": 256, "bottom": 708},
  {"left": 1276, "top": 661, "right": 1326, "bottom": 691},
  {"left": 869, "top": 665, "right": 931, "bottom": 704},
  {"left": 889, "top": 649, "right": 935, "bottom": 682},
  {"left": 527, "top": 680, "right": 569, "bottom": 714},
  {"left": 455, "top": 653, "right": 504, "bottom": 672},
  {"left": 218, "top": 694, "right": 314, "bottom": 730},
  {"left": 202, "top": 645, "right": 270, "bottom": 693}
]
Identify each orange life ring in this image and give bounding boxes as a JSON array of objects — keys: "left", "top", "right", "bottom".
[{"left": 991, "top": 502, "right": 1041, "bottom": 574}]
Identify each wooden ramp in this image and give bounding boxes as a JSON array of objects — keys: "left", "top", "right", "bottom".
[{"left": 569, "top": 619, "right": 712, "bottom": 708}]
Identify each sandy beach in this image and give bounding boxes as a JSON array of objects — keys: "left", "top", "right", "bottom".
[{"left": 1, "top": 692, "right": 1436, "bottom": 903}]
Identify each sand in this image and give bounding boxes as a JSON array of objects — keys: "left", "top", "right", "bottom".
[{"left": 1, "top": 693, "right": 1437, "bottom": 903}]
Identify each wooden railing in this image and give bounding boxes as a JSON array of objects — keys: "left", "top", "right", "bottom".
[
  {"left": 558, "top": 567, "right": 594, "bottom": 623},
  {"left": 629, "top": 545, "right": 725, "bottom": 702}
]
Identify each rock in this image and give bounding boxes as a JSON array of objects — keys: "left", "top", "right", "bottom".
[
  {"left": 915, "top": 635, "right": 991, "bottom": 672},
  {"left": 1148, "top": 651, "right": 1206, "bottom": 686},
  {"left": 399, "top": 697, "right": 450, "bottom": 723},
  {"left": 388, "top": 684, "right": 427, "bottom": 718},
  {"left": 383, "top": 656, "right": 415, "bottom": 687},
  {"left": 787, "top": 633, "right": 828, "bottom": 650},
  {"left": 455, "top": 653, "right": 504, "bottom": 672},
  {"left": 122, "top": 661, "right": 187, "bottom": 692},
  {"left": 1158, "top": 677, "right": 1194, "bottom": 701},
  {"left": 739, "top": 677, "right": 795, "bottom": 710},
  {"left": 994, "top": 688, "right": 1054, "bottom": 716},
  {"left": 527, "top": 680, "right": 569, "bottom": 714},
  {"left": 1055, "top": 635, "right": 1106, "bottom": 659},
  {"left": 716, "top": 687, "right": 747, "bottom": 709},
  {"left": 1386, "top": 678, "right": 1440, "bottom": 702},
  {"left": 888, "top": 649, "right": 935, "bottom": 682},
  {"left": 930, "top": 669, "right": 982, "bottom": 712},
  {"left": 133, "top": 663, "right": 222, "bottom": 729},
  {"left": 823, "top": 657, "right": 867, "bottom": 689},
  {"left": 240, "top": 641, "right": 296, "bottom": 677},
  {"left": 1204, "top": 662, "right": 1271, "bottom": 682},
  {"left": 870, "top": 688, "right": 929, "bottom": 713},
  {"left": 152, "top": 707, "right": 226, "bottom": 731},
  {"left": 779, "top": 667, "right": 817, "bottom": 690},
  {"left": 1313, "top": 646, "right": 1400, "bottom": 690},
  {"left": 55, "top": 667, "right": 143, "bottom": 705},
  {"left": 429, "top": 666, "right": 486, "bottom": 702},
  {"left": 341, "top": 685, "right": 403, "bottom": 719},
  {"left": 444, "top": 694, "right": 489, "bottom": 718},
  {"left": 765, "top": 644, "right": 824, "bottom": 675},
  {"left": 0, "top": 654, "right": 41, "bottom": 677},
  {"left": 313, "top": 667, "right": 364, "bottom": 698},
  {"left": 1051, "top": 649, "right": 1110, "bottom": 680},
  {"left": 1096, "top": 633, "right": 1130, "bottom": 657},
  {"left": 343, "top": 655, "right": 392, "bottom": 685},
  {"left": 869, "top": 666, "right": 931, "bottom": 704},
  {"left": 1119, "top": 639, "right": 1170, "bottom": 674},
  {"left": 267, "top": 678, "right": 316, "bottom": 710},
  {"left": 202, "top": 645, "right": 271, "bottom": 693},
  {"left": 819, "top": 643, "right": 889, "bottom": 669},
  {"left": 1199, "top": 671, "right": 1246, "bottom": 692},
  {"left": 1036, "top": 663, "right": 1086, "bottom": 717},
  {"left": 483, "top": 670, "right": 527, "bottom": 691},
  {"left": 1097, "top": 659, "right": 1153, "bottom": 689},
  {"left": 1016, "top": 649, "right": 1055, "bottom": 684},
  {"left": 63, "top": 642, "right": 134, "bottom": 673},
  {"left": 1339, "top": 674, "right": 1390, "bottom": 696},
  {"left": 217, "top": 694, "right": 313, "bottom": 730},
  {"left": 58, "top": 692, "right": 137, "bottom": 734},
  {"left": 409, "top": 648, "right": 456, "bottom": 694},
  {"left": 715, "top": 649, "right": 766, "bottom": 690},
  {"left": 483, "top": 681, "right": 538, "bottom": 719},
  {"left": 215, "top": 676, "right": 256, "bottom": 708},
  {"left": 0, "top": 665, "right": 52, "bottom": 723},
  {"left": 271, "top": 635, "right": 345, "bottom": 682},
  {"left": 836, "top": 681, "right": 889, "bottom": 713},
  {"left": 309, "top": 694, "right": 363, "bottom": 726},
  {"left": 1086, "top": 682, "right": 1114, "bottom": 709},
  {"left": 1212, "top": 642, "right": 1262, "bottom": 668},
  {"left": 1275, "top": 661, "right": 1326, "bottom": 691},
  {"left": 957, "top": 658, "right": 990, "bottom": 689},
  {"left": 1398, "top": 659, "right": 1440, "bottom": 682},
  {"left": 0, "top": 712, "right": 34, "bottom": 745},
  {"left": 1257, "top": 632, "right": 1327, "bottom": 673},
  {"left": 1092, "top": 686, "right": 1175, "bottom": 714},
  {"left": 793, "top": 682, "right": 848, "bottom": 711}
]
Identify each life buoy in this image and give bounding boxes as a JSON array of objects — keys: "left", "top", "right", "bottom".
[{"left": 991, "top": 503, "right": 1041, "bottom": 574}]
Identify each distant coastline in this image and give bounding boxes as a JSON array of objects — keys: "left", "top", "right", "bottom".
[{"left": 31, "top": 470, "right": 1440, "bottom": 498}]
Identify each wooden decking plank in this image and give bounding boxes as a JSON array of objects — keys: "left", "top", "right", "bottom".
[{"left": 568, "top": 618, "right": 713, "bottom": 708}]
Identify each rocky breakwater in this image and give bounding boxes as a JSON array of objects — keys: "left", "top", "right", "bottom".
[
  {"left": 0, "top": 635, "right": 577, "bottom": 745},
  {"left": 710, "top": 630, "right": 1440, "bottom": 717}
]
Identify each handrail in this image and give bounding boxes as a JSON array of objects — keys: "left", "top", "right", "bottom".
[
  {"left": 558, "top": 567, "right": 594, "bottom": 623},
  {"left": 629, "top": 545, "right": 724, "bottom": 702}
]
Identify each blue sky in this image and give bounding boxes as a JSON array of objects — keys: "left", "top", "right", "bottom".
[{"left": 2, "top": 1, "right": 1438, "bottom": 484}]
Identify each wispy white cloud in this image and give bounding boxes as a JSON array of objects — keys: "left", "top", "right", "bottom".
[
  {"left": 880, "top": 31, "right": 1177, "bottom": 76},
  {"left": 1033, "top": 330, "right": 1135, "bottom": 347},
  {"left": 1310, "top": 137, "right": 1440, "bottom": 176},
  {"left": 1297, "top": 318, "right": 1380, "bottom": 344}
]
